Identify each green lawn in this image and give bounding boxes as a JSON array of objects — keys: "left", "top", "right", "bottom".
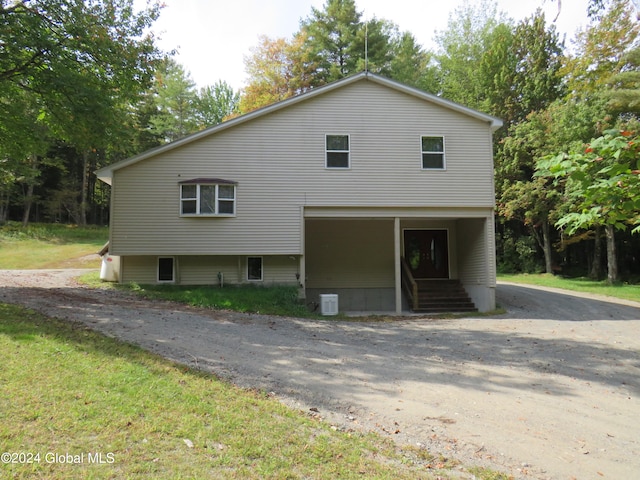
[
  {"left": 0, "top": 223, "right": 108, "bottom": 269},
  {"left": 498, "top": 273, "right": 640, "bottom": 302},
  {"left": 1, "top": 303, "right": 457, "bottom": 479}
]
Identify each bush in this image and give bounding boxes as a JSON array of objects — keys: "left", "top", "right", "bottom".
[{"left": 497, "top": 231, "right": 542, "bottom": 274}]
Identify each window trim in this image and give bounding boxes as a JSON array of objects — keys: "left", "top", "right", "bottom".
[
  {"left": 157, "top": 256, "right": 175, "bottom": 283},
  {"left": 420, "top": 135, "right": 446, "bottom": 170},
  {"left": 247, "top": 256, "right": 263, "bottom": 282},
  {"left": 179, "top": 178, "right": 236, "bottom": 217},
  {"left": 325, "top": 134, "right": 351, "bottom": 169}
]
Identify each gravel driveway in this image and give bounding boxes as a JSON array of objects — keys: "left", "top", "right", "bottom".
[{"left": 1, "top": 269, "right": 639, "bottom": 480}]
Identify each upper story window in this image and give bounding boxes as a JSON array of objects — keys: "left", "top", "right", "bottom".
[
  {"left": 179, "top": 178, "right": 236, "bottom": 216},
  {"left": 326, "top": 134, "right": 350, "bottom": 168},
  {"left": 421, "top": 136, "right": 445, "bottom": 170}
]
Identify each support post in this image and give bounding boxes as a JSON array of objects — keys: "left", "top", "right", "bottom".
[{"left": 394, "top": 217, "right": 402, "bottom": 314}]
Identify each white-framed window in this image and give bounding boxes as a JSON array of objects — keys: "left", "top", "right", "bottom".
[
  {"left": 179, "top": 179, "right": 236, "bottom": 216},
  {"left": 326, "top": 134, "right": 350, "bottom": 168},
  {"left": 158, "top": 257, "right": 175, "bottom": 283},
  {"left": 421, "top": 136, "right": 445, "bottom": 169},
  {"left": 247, "top": 256, "right": 263, "bottom": 281}
]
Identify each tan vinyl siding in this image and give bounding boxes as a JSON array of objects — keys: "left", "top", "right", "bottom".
[
  {"left": 177, "top": 256, "right": 240, "bottom": 284},
  {"left": 305, "top": 219, "right": 395, "bottom": 289},
  {"left": 457, "top": 217, "right": 490, "bottom": 285},
  {"left": 120, "top": 255, "right": 298, "bottom": 285},
  {"left": 121, "top": 256, "right": 158, "bottom": 284},
  {"left": 110, "top": 80, "right": 495, "bottom": 256}
]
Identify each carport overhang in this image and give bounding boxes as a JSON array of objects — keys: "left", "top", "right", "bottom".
[{"left": 301, "top": 206, "right": 496, "bottom": 314}]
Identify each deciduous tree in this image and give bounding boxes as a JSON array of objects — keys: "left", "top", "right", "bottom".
[
  {"left": 536, "top": 128, "right": 640, "bottom": 283},
  {"left": 0, "top": 0, "right": 163, "bottom": 224}
]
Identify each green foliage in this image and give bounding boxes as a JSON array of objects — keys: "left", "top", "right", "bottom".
[
  {"left": 116, "top": 283, "right": 316, "bottom": 318},
  {"left": 300, "top": 0, "right": 364, "bottom": 84},
  {"left": 0, "top": 0, "right": 163, "bottom": 150},
  {"left": 435, "top": 0, "right": 507, "bottom": 113},
  {"left": 562, "top": 0, "right": 639, "bottom": 102},
  {"left": 148, "top": 58, "right": 199, "bottom": 143},
  {"left": 607, "top": 46, "right": 640, "bottom": 114},
  {"left": 508, "top": 11, "right": 565, "bottom": 122},
  {"left": 195, "top": 80, "right": 240, "bottom": 127},
  {"left": 388, "top": 31, "right": 437, "bottom": 91},
  {"left": 0, "top": 0, "right": 165, "bottom": 224},
  {"left": 240, "top": 35, "right": 310, "bottom": 113},
  {"left": 241, "top": 0, "right": 434, "bottom": 111},
  {"left": 536, "top": 128, "right": 640, "bottom": 234},
  {"left": 496, "top": 229, "right": 542, "bottom": 274}
]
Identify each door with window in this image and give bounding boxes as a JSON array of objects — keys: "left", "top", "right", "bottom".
[{"left": 403, "top": 230, "right": 449, "bottom": 278}]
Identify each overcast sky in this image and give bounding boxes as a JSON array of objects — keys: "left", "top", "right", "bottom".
[{"left": 138, "top": 0, "right": 593, "bottom": 90}]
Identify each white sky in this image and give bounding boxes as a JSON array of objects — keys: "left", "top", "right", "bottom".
[{"left": 139, "top": 0, "right": 592, "bottom": 90}]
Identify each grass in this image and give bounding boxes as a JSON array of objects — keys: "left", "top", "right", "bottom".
[
  {"left": 0, "top": 302, "right": 473, "bottom": 480},
  {"left": 498, "top": 273, "right": 640, "bottom": 303},
  {"left": 125, "top": 281, "right": 317, "bottom": 318},
  {"left": 0, "top": 222, "right": 108, "bottom": 269},
  {"left": 80, "top": 271, "right": 324, "bottom": 319}
]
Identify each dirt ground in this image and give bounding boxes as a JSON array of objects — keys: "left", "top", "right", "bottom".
[{"left": 1, "top": 269, "right": 639, "bottom": 480}]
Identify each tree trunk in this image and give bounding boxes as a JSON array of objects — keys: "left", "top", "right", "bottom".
[
  {"left": 21, "top": 153, "right": 38, "bottom": 227},
  {"left": 22, "top": 182, "right": 34, "bottom": 227},
  {"left": 542, "top": 220, "right": 553, "bottom": 274},
  {"left": 605, "top": 224, "right": 618, "bottom": 284},
  {"left": 589, "top": 226, "right": 603, "bottom": 280},
  {"left": 0, "top": 189, "right": 8, "bottom": 223},
  {"left": 80, "top": 150, "right": 88, "bottom": 226}
]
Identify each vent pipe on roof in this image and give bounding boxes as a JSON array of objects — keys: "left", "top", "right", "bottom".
[{"left": 363, "top": 11, "right": 368, "bottom": 74}]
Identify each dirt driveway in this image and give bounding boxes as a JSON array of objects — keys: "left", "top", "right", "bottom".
[{"left": 1, "top": 269, "right": 639, "bottom": 480}]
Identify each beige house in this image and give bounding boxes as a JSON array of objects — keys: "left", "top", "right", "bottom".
[{"left": 96, "top": 72, "right": 502, "bottom": 313}]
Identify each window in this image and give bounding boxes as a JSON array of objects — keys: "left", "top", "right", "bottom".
[
  {"left": 179, "top": 179, "right": 236, "bottom": 216},
  {"left": 247, "top": 256, "right": 263, "bottom": 281},
  {"left": 326, "top": 134, "right": 350, "bottom": 168},
  {"left": 421, "top": 136, "right": 445, "bottom": 169},
  {"left": 158, "top": 257, "right": 175, "bottom": 282}
]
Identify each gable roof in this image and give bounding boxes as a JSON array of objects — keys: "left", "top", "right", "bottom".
[{"left": 96, "top": 71, "right": 503, "bottom": 185}]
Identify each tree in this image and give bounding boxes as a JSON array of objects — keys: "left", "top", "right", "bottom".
[
  {"left": 195, "top": 81, "right": 240, "bottom": 128},
  {"left": 240, "top": 35, "right": 305, "bottom": 113},
  {"left": 356, "top": 17, "right": 395, "bottom": 75},
  {"left": 509, "top": 12, "right": 565, "bottom": 123},
  {"left": 388, "top": 31, "right": 437, "bottom": 91},
  {"left": 586, "top": 0, "right": 640, "bottom": 17},
  {"left": 240, "top": 4, "right": 429, "bottom": 112},
  {"left": 536, "top": 129, "right": 640, "bottom": 283},
  {"left": 561, "top": 0, "right": 640, "bottom": 102},
  {"left": 606, "top": 46, "right": 640, "bottom": 114},
  {"left": 299, "top": 0, "right": 363, "bottom": 84},
  {"left": 499, "top": 177, "right": 561, "bottom": 273},
  {"left": 149, "top": 58, "right": 198, "bottom": 143},
  {"left": 434, "top": 0, "right": 510, "bottom": 112},
  {"left": 0, "top": 0, "right": 164, "bottom": 225}
]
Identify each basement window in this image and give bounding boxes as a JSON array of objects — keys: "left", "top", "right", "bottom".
[
  {"left": 158, "top": 257, "right": 175, "bottom": 283},
  {"left": 247, "top": 256, "right": 263, "bottom": 281}
]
